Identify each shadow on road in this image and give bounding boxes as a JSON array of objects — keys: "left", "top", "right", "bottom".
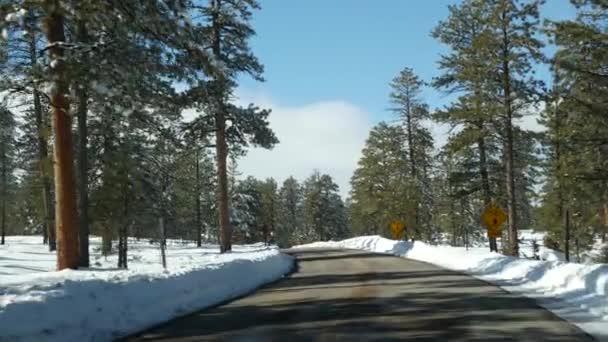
[{"left": 129, "top": 249, "right": 594, "bottom": 342}]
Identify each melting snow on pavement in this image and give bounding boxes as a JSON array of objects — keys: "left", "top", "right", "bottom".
[
  {"left": 295, "top": 235, "right": 608, "bottom": 341},
  {"left": 0, "top": 236, "right": 294, "bottom": 342}
]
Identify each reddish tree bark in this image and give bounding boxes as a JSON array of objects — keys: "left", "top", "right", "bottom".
[
  {"left": 43, "top": 0, "right": 80, "bottom": 270},
  {"left": 212, "top": 0, "right": 232, "bottom": 253}
]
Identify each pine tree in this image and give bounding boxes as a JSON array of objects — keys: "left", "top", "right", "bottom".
[
  {"left": 538, "top": 0, "right": 608, "bottom": 259},
  {"left": 277, "top": 176, "right": 303, "bottom": 247},
  {"left": 258, "top": 178, "right": 278, "bottom": 245},
  {"left": 432, "top": 0, "right": 501, "bottom": 250},
  {"left": 389, "top": 68, "right": 435, "bottom": 239},
  {"left": 349, "top": 123, "right": 411, "bottom": 238},
  {"left": 42, "top": 0, "right": 80, "bottom": 270},
  {"left": 303, "top": 171, "right": 348, "bottom": 242},
  {"left": 484, "top": 0, "right": 544, "bottom": 256},
  {"left": 231, "top": 176, "right": 263, "bottom": 243},
  {"left": 1, "top": 6, "right": 56, "bottom": 249},
  {"left": 174, "top": 144, "right": 216, "bottom": 246},
  {"left": 186, "top": 0, "right": 277, "bottom": 253}
]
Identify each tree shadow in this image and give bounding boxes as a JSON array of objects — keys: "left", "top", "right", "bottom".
[{"left": 125, "top": 249, "right": 596, "bottom": 342}]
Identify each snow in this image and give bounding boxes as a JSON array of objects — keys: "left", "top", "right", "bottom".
[
  {"left": 295, "top": 235, "right": 608, "bottom": 341},
  {"left": 583, "top": 238, "right": 608, "bottom": 264},
  {"left": 0, "top": 236, "right": 294, "bottom": 342},
  {"left": 4, "top": 9, "right": 27, "bottom": 23},
  {"left": 519, "top": 230, "right": 565, "bottom": 262}
]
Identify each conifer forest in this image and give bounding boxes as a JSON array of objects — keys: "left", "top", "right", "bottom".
[{"left": 0, "top": 0, "right": 606, "bottom": 271}]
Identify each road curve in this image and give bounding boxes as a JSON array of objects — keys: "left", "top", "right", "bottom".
[{"left": 127, "top": 248, "right": 593, "bottom": 341}]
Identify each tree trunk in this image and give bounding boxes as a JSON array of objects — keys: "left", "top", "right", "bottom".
[
  {"left": 602, "top": 201, "right": 608, "bottom": 244},
  {"left": 553, "top": 68, "right": 568, "bottom": 261},
  {"left": 1, "top": 194, "right": 5, "bottom": 246},
  {"left": 461, "top": 198, "right": 468, "bottom": 250},
  {"left": 159, "top": 216, "right": 167, "bottom": 268},
  {"left": 478, "top": 123, "right": 496, "bottom": 252},
  {"left": 603, "top": 202, "right": 607, "bottom": 243},
  {"left": 42, "top": 218, "right": 48, "bottom": 244},
  {"left": 43, "top": 1, "right": 80, "bottom": 270},
  {"left": 450, "top": 198, "right": 457, "bottom": 246},
  {"left": 118, "top": 184, "right": 129, "bottom": 269},
  {"left": 1, "top": 147, "right": 6, "bottom": 245},
  {"left": 501, "top": 10, "right": 518, "bottom": 257},
  {"left": 405, "top": 103, "right": 420, "bottom": 240},
  {"left": 215, "top": 106, "right": 231, "bottom": 253},
  {"left": 29, "top": 24, "right": 55, "bottom": 251},
  {"left": 575, "top": 236, "right": 580, "bottom": 263},
  {"left": 77, "top": 88, "right": 89, "bottom": 267},
  {"left": 565, "top": 208, "right": 570, "bottom": 262},
  {"left": 195, "top": 148, "right": 202, "bottom": 247},
  {"left": 102, "top": 226, "right": 111, "bottom": 256},
  {"left": 212, "top": 0, "right": 232, "bottom": 253},
  {"left": 76, "top": 20, "right": 90, "bottom": 268}
]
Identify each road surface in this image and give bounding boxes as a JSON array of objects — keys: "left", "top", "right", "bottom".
[{"left": 128, "top": 248, "right": 593, "bottom": 341}]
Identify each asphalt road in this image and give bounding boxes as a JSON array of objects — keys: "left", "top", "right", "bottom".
[{"left": 128, "top": 248, "right": 593, "bottom": 342}]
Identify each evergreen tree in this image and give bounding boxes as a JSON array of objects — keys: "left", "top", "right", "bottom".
[
  {"left": 389, "top": 68, "right": 435, "bottom": 239},
  {"left": 432, "top": 0, "right": 501, "bottom": 250},
  {"left": 174, "top": 145, "right": 216, "bottom": 246},
  {"left": 187, "top": 0, "right": 277, "bottom": 253},
  {"left": 1, "top": 6, "right": 56, "bottom": 249},
  {"left": 258, "top": 178, "right": 278, "bottom": 245},
  {"left": 276, "top": 176, "right": 303, "bottom": 247},
  {"left": 0, "top": 0, "right": 278, "bottom": 267},
  {"left": 231, "top": 176, "right": 263, "bottom": 243},
  {"left": 538, "top": 0, "right": 608, "bottom": 258},
  {"left": 349, "top": 123, "right": 412, "bottom": 238},
  {"left": 303, "top": 171, "right": 348, "bottom": 242},
  {"left": 484, "top": 0, "right": 544, "bottom": 256}
]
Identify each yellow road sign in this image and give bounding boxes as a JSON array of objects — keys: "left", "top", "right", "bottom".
[
  {"left": 390, "top": 220, "right": 405, "bottom": 240},
  {"left": 482, "top": 204, "right": 507, "bottom": 238},
  {"left": 487, "top": 225, "right": 502, "bottom": 239}
]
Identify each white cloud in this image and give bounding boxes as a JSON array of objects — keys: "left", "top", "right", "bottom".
[{"left": 235, "top": 92, "right": 373, "bottom": 197}]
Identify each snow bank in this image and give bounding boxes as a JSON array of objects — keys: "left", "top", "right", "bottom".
[
  {"left": 0, "top": 236, "right": 294, "bottom": 342},
  {"left": 295, "top": 235, "right": 608, "bottom": 340}
]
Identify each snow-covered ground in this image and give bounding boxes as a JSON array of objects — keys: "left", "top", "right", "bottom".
[
  {"left": 0, "top": 236, "right": 294, "bottom": 342},
  {"left": 295, "top": 235, "right": 608, "bottom": 341},
  {"left": 583, "top": 238, "right": 608, "bottom": 264},
  {"left": 518, "top": 229, "right": 566, "bottom": 262}
]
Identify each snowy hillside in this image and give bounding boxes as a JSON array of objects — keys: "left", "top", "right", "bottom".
[
  {"left": 295, "top": 236, "right": 608, "bottom": 341},
  {"left": 0, "top": 236, "right": 294, "bottom": 342}
]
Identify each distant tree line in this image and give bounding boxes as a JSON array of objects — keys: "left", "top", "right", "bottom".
[{"left": 230, "top": 171, "right": 349, "bottom": 247}]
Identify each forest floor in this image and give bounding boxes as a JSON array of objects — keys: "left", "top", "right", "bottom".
[
  {"left": 0, "top": 236, "right": 294, "bottom": 342},
  {"left": 294, "top": 234, "right": 608, "bottom": 340}
]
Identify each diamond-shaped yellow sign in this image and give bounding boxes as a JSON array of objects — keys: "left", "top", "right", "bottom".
[
  {"left": 390, "top": 220, "right": 405, "bottom": 240},
  {"left": 487, "top": 225, "right": 502, "bottom": 239},
  {"left": 482, "top": 204, "right": 507, "bottom": 238}
]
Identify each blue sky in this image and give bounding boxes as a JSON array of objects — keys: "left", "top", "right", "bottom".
[
  {"left": 237, "top": 0, "right": 579, "bottom": 195},
  {"left": 241, "top": 0, "right": 576, "bottom": 118}
]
